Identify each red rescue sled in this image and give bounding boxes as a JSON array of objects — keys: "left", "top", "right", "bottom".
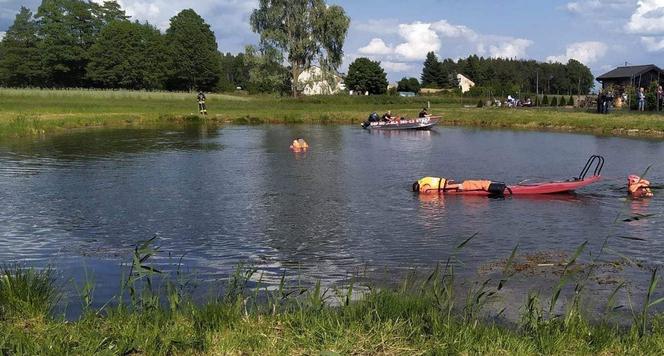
[{"left": 442, "top": 156, "right": 604, "bottom": 196}]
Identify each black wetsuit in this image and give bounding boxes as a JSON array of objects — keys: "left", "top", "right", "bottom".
[{"left": 197, "top": 92, "right": 207, "bottom": 114}]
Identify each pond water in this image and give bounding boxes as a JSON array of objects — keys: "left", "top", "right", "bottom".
[{"left": 1, "top": 124, "right": 663, "bottom": 309}]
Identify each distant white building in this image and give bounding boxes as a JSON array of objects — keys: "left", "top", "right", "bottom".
[
  {"left": 457, "top": 73, "right": 475, "bottom": 93},
  {"left": 298, "top": 66, "right": 346, "bottom": 95}
]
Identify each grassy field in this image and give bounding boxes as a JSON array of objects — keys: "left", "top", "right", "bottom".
[{"left": 2, "top": 88, "right": 664, "bottom": 137}]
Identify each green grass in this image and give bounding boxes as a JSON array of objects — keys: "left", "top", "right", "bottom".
[
  {"left": 0, "top": 266, "right": 58, "bottom": 321},
  {"left": 4, "top": 88, "right": 664, "bottom": 137},
  {"left": 445, "top": 107, "right": 664, "bottom": 136},
  {"left": 0, "top": 88, "right": 464, "bottom": 135},
  {"left": 2, "top": 268, "right": 664, "bottom": 355},
  {"left": 3, "top": 238, "right": 664, "bottom": 355}
]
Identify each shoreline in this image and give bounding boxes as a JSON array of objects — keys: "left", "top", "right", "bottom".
[
  {"left": 4, "top": 111, "right": 664, "bottom": 140},
  {"left": 2, "top": 90, "right": 664, "bottom": 138}
]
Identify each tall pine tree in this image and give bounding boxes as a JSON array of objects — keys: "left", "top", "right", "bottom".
[
  {"left": 165, "top": 9, "right": 220, "bottom": 91},
  {"left": 0, "top": 7, "right": 43, "bottom": 87},
  {"left": 421, "top": 51, "right": 441, "bottom": 88},
  {"left": 438, "top": 58, "right": 458, "bottom": 88}
]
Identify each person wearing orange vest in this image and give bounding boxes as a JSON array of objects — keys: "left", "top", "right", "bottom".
[
  {"left": 628, "top": 175, "right": 653, "bottom": 198},
  {"left": 413, "top": 177, "right": 494, "bottom": 194},
  {"left": 413, "top": 177, "right": 511, "bottom": 197}
]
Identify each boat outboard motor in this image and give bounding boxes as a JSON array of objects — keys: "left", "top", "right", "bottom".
[{"left": 362, "top": 112, "right": 379, "bottom": 129}]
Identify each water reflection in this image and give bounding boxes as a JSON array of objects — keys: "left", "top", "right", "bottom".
[{"left": 0, "top": 124, "right": 663, "bottom": 305}]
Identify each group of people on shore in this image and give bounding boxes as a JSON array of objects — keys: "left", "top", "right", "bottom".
[
  {"left": 489, "top": 96, "right": 533, "bottom": 108},
  {"left": 636, "top": 85, "right": 664, "bottom": 112},
  {"left": 598, "top": 85, "right": 664, "bottom": 113}
]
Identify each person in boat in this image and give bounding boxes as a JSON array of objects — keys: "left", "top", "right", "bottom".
[
  {"left": 381, "top": 110, "right": 396, "bottom": 122},
  {"left": 628, "top": 175, "right": 653, "bottom": 198},
  {"left": 413, "top": 177, "right": 507, "bottom": 196},
  {"left": 290, "top": 138, "right": 309, "bottom": 152},
  {"left": 368, "top": 112, "right": 379, "bottom": 122},
  {"left": 418, "top": 108, "right": 429, "bottom": 118},
  {"left": 197, "top": 91, "right": 207, "bottom": 115}
]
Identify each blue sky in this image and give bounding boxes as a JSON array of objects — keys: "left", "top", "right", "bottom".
[{"left": 2, "top": 0, "right": 664, "bottom": 81}]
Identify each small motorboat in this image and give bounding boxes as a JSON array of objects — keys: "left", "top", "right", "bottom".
[
  {"left": 415, "top": 155, "right": 604, "bottom": 196},
  {"left": 361, "top": 116, "right": 439, "bottom": 130}
]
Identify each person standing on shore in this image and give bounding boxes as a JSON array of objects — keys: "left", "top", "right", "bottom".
[
  {"left": 657, "top": 85, "right": 663, "bottom": 112},
  {"left": 638, "top": 87, "right": 646, "bottom": 112},
  {"left": 197, "top": 91, "right": 208, "bottom": 115}
]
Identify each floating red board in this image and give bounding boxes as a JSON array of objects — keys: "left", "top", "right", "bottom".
[{"left": 441, "top": 175, "right": 602, "bottom": 196}]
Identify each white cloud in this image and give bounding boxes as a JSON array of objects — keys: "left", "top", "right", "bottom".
[
  {"left": 641, "top": 36, "right": 664, "bottom": 51},
  {"left": 356, "top": 19, "right": 532, "bottom": 64},
  {"left": 393, "top": 22, "right": 440, "bottom": 60},
  {"left": 565, "top": 0, "right": 634, "bottom": 13},
  {"left": 565, "top": 1, "right": 592, "bottom": 13},
  {"left": 562, "top": 0, "right": 637, "bottom": 31},
  {"left": 0, "top": 31, "right": 5, "bottom": 41},
  {"left": 626, "top": 0, "right": 664, "bottom": 34},
  {"left": 489, "top": 39, "right": 533, "bottom": 59},
  {"left": 430, "top": 20, "right": 477, "bottom": 40},
  {"left": 358, "top": 38, "right": 393, "bottom": 55},
  {"left": 381, "top": 61, "right": 413, "bottom": 72},
  {"left": 546, "top": 41, "right": 608, "bottom": 64}
]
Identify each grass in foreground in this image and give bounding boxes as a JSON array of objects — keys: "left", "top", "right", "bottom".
[
  {"left": 2, "top": 268, "right": 664, "bottom": 355},
  {"left": 3, "top": 88, "right": 664, "bottom": 138},
  {"left": 3, "top": 237, "right": 664, "bottom": 355}
]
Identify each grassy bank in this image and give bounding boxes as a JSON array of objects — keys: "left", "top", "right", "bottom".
[
  {"left": 445, "top": 107, "right": 664, "bottom": 137},
  {"left": 3, "top": 88, "right": 664, "bottom": 137},
  {"left": 3, "top": 270, "right": 664, "bottom": 355},
  {"left": 3, "top": 239, "right": 664, "bottom": 355},
  {"left": 0, "top": 88, "right": 464, "bottom": 135}
]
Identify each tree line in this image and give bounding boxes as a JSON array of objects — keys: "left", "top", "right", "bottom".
[
  {"left": 421, "top": 52, "right": 595, "bottom": 95},
  {"left": 341, "top": 51, "right": 596, "bottom": 97},
  {"left": 1, "top": 1, "right": 593, "bottom": 96},
  {"left": 0, "top": 0, "right": 350, "bottom": 95}
]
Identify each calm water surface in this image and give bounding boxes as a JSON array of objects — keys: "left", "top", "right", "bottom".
[{"left": 1, "top": 124, "right": 663, "bottom": 305}]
